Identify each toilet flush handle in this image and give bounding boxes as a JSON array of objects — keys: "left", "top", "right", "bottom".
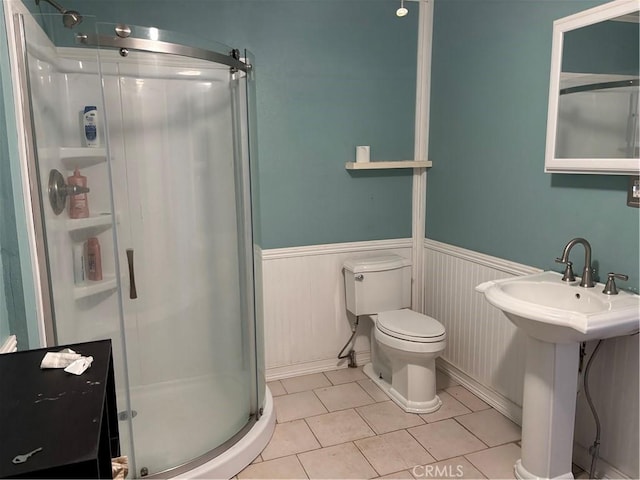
[{"left": 355, "top": 274, "right": 364, "bottom": 281}]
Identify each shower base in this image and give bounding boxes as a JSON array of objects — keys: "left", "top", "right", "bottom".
[{"left": 118, "top": 375, "right": 274, "bottom": 478}]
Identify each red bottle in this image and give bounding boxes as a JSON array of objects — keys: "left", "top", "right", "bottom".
[
  {"left": 87, "top": 237, "right": 102, "bottom": 281},
  {"left": 67, "top": 168, "right": 89, "bottom": 219}
]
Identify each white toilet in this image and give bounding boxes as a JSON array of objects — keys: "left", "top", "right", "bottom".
[{"left": 343, "top": 255, "right": 446, "bottom": 414}]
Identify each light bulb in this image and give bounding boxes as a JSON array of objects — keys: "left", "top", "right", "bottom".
[{"left": 396, "top": 0, "right": 408, "bottom": 17}]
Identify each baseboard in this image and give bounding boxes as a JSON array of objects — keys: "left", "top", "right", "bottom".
[
  {"left": 572, "top": 442, "right": 631, "bottom": 480},
  {"left": 266, "top": 351, "right": 371, "bottom": 382},
  {"left": 437, "top": 358, "right": 523, "bottom": 426}
]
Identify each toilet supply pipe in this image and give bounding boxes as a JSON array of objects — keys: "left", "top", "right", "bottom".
[{"left": 337, "top": 316, "right": 359, "bottom": 368}]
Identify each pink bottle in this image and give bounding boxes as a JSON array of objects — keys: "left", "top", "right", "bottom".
[
  {"left": 67, "top": 168, "right": 89, "bottom": 219},
  {"left": 87, "top": 237, "right": 103, "bottom": 281}
]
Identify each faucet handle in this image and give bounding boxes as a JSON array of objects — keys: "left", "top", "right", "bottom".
[
  {"left": 602, "top": 272, "right": 628, "bottom": 295},
  {"left": 555, "top": 258, "right": 576, "bottom": 282}
]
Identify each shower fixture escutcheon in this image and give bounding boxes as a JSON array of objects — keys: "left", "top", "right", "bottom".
[
  {"left": 48, "top": 169, "right": 90, "bottom": 215},
  {"left": 35, "top": 0, "right": 82, "bottom": 28}
]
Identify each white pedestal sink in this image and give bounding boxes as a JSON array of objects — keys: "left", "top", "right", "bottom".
[{"left": 477, "top": 271, "right": 640, "bottom": 480}]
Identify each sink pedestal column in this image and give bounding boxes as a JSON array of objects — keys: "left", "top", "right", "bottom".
[{"left": 515, "top": 336, "right": 579, "bottom": 480}]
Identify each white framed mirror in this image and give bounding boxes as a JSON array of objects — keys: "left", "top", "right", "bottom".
[{"left": 545, "top": 0, "right": 639, "bottom": 175}]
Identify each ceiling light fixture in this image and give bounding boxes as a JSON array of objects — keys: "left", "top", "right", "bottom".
[{"left": 396, "top": 0, "right": 408, "bottom": 17}]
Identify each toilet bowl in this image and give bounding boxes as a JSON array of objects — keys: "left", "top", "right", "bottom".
[
  {"left": 371, "top": 309, "right": 446, "bottom": 413},
  {"left": 343, "top": 255, "right": 447, "bottom": 414}
]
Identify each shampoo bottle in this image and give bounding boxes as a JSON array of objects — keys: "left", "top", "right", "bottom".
[
  {"left": 83, "top": 105, "right": 99, "bottom": 147},
  {"left": 67, "top": 168, "right": 89, "bottom": 219},
  {"left": 87, "top": 237, "right": 103, "bottom": 281}
]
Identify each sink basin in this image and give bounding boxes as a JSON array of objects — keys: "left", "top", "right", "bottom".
[
  {"left": 477, "top": 271, "right": 640, "bottom": 343},
  {"left": 477, "top": 270, "right": 640, "bottom": 479}
]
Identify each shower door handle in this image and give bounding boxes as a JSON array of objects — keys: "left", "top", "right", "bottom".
[{"left": 126, "top": 248, "right": 138, "bottom": 299}]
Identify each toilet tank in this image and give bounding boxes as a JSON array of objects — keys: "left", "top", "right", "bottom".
[{"left": 343, "top": 255, "right": 411, "bottom": 315}]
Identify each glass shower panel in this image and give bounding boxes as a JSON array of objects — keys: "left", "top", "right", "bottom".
[
  {"left": 14, "top": 9, "right": 134, "bottom": 464},
  {"left": 95, "top": 23, "right": 257, "bottom": 476}
]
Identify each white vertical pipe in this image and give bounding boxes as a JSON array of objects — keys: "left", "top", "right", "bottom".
[{"left": 412, "top": 0, "right": 434, "bottom": 314}]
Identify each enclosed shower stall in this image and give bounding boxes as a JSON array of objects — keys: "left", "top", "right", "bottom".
[{"left": 4, "top": 2, "right": 273, "bottom": 477}]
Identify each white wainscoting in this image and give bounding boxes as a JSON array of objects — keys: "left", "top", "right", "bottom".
[
  {"left": 262, "top": 238, "right": 411, "bottom": 380},
  {"left": 423, "top": 239, "right": 639, "bottom": 479}
]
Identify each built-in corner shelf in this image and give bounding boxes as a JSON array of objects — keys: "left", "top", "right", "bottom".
[
  {"left": 345, "top": 160, "right": 432, "bottom": 170},
  {"left": 60, "top": 147, "right": 107, "bottom": 170},
  {"left": 67, "top": 214, "right": 113, "bottom": 233},
  {"left": 73, "top": 276, "right": 118, "bottom": 300}
]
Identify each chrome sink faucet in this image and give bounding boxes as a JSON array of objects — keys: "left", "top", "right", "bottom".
[{"left": 555, "top": 237, "right": 595, "bottom": 288}]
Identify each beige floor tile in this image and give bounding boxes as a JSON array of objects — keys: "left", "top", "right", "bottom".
[
  {"left": 314, "top": 382, "right": 376, "bottom": 411},
  {"left": 357, "top": 378, "right": 390, "bottom": 402},
  {"left": 408, "top": 419, "right": 487, "bottom": 460},
  {"left": 377, "top": 470, "right": 415, "bottom": 479},
  {"left": 357, "top": 401, "right": 425, "bottom": 434},
  {"left": 268, "top": 380, "right": 287, "bottom": 397},
  {"left": 324, "top": 367, "right": 367, "bottom": 385},
  {"left": 298, "top": 442, "right": 378, "bottom": 479},
  {"left": 305, "top": 408, "right": 375, "bottom": 447},
  {"left": 274, "top": 391, "right": 327, "bottom": 423},
  {"left": 261, "top": 419, "right": 321, "bottom": 461},
  {"left": 455, "top": 409, "right": 521, "bottom": 447},
  {"left": 420, "top": 391, "right": 471, "bottom": 423},
  {"left": 237, "top": 454, "right": 308, "bottom": 479},
  {"left": 280, "top": 373, "right": 331, "bottom": 394},
  {"left": 355, "top": 429, "right": 435, "bottom": 476},
  {"left": 445, "top": 386, "right": 490, "bottom": 411},
  {"left": 411, "top": 456, "right": 485, "bottom": 479},
  {"left": 251, "top": 454, "right": 262, "bottom": 464},
  {"left": 436, "top": 369, "right": 459, "bottom": 390},
  {"left": 465, "top": 443, "right": 520, "bottom": 479}
]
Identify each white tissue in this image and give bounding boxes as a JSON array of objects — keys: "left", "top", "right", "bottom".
[
  {"left": 40, "top": 349, "right": 81, "bottom": 369},
  {"left": 64, "top": 356, "right": 94, "bottom": 375},
  {"left": 356, "top": 146, "right": 370, "bottom": 163}
]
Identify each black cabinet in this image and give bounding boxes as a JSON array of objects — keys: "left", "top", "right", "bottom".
[{"left": 0, "top": 340, "right": 120, "bottom": 479}]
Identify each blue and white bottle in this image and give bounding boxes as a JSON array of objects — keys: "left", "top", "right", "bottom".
[{"left": 83, "top": 105, "right": 99, "bottom": 147}]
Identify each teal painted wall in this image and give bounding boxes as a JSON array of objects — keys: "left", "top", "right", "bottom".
[
  {"left": 0, "top": 5, "right": 39, "bottom": 349},
  {"left": 427, "top": 0, "right": 640, "bottom": 291},
  {"left": 1, "top": 0, "right": 417, "bottom": 349},
  {"left": 563, "top": 20, "right": 639, "bottom": 74},
  {"left": 44, "top": 0, "right": 419, "bottom": 249}
]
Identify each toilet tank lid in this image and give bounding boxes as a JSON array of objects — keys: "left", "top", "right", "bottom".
[{"left": 343, "top": 255, "right": 411, "bottom": 273}]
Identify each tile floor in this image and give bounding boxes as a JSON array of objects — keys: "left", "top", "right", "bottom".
[{"left": 236, "top": 367, "right": 549, "bottom": 480}]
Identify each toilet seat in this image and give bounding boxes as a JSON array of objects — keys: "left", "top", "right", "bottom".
[{"left": 377, "top": 309, "right": 446, "bottom": 343}]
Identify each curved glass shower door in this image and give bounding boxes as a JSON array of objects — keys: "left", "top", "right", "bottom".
[{"left": 94, "top": 24, "right": 259, "bottom": 476}]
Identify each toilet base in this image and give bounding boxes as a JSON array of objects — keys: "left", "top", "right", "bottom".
[{"left": 363, "top": 363, "right": 442, "bottom": 414}]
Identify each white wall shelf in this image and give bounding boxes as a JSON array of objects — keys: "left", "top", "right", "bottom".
[
  {"left": 73, "top": 276, "right": 118, "bottom": 300},
  {"left": 66, "top": 214, "right": 113, "bottom": 233},
  {"left": 345, "top": 160, "right": 432, "bottom": 170},
  {"left": 60, "top": 147, "right": 107, "bottom": 169}
]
